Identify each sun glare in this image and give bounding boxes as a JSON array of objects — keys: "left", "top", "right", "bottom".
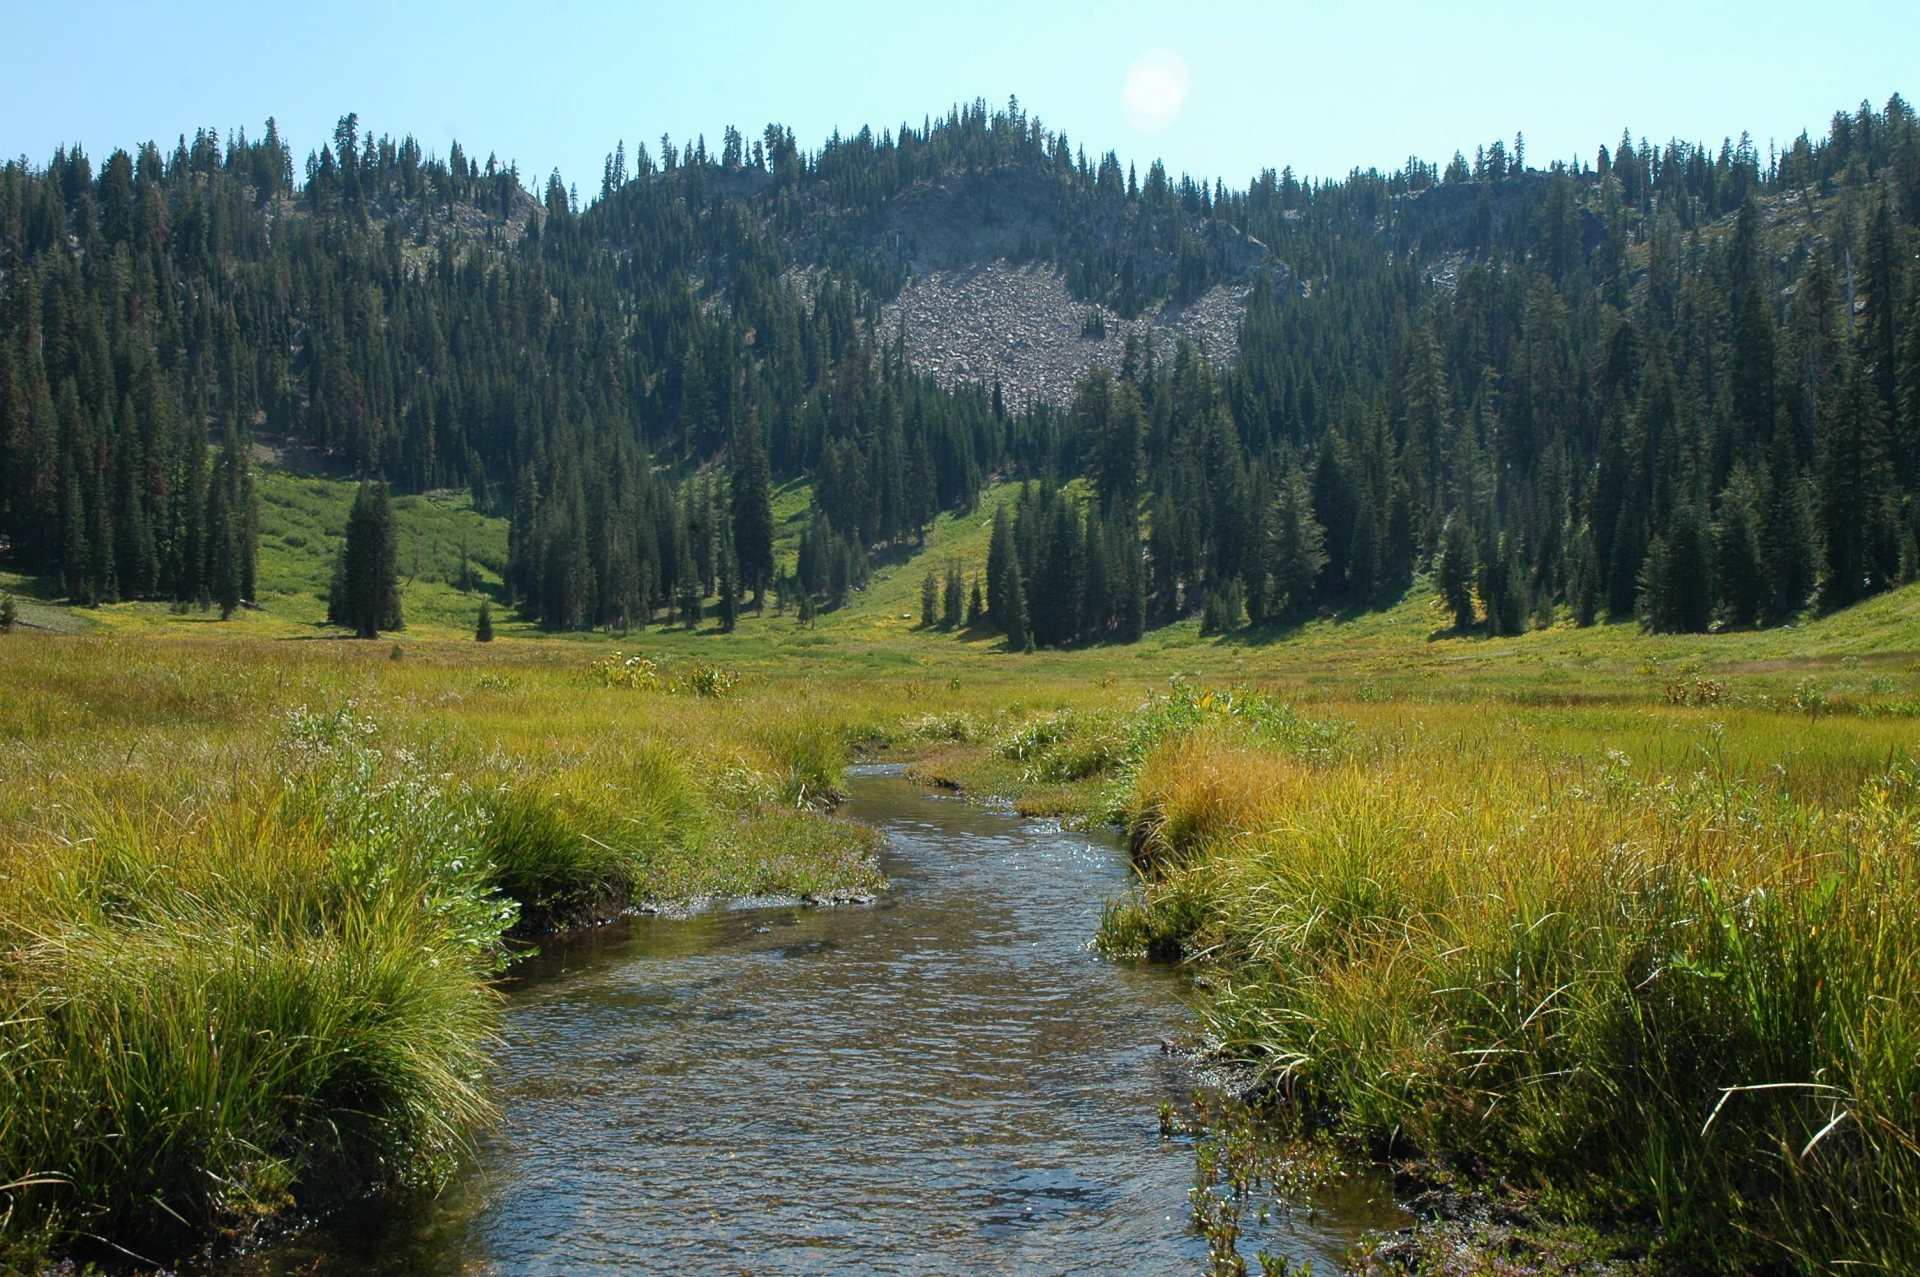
[{"left": 1121, "top": 48, "right": 1190, "bottom": 134}]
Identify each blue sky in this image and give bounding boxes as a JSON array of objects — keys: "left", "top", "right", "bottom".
[{"left": 5, "top": 1, "right": 1914, "bottom": 195}]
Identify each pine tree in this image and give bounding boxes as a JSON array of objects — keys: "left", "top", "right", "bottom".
[
  {"left": 942, "top": 561, "right": 964, "bottom": 629},
  {"left": 1269, "top": 462, "right": 1328, "bottom": 617},
  {"left": 1200, "top": 580, "right": 1245, "bottom": 634},
  {"left": 332, "top": 480, "right": 402, "bottom": 638},
  {"left": 475, "top": 599, "right": 494, "bottom": 642},
  {"left": 205, "top": 464, "right": 239, "bottom": 620},
  {"left": 1731, "top": 290, "right": 1778, "bottom": 460},
  {"left": 1760, "top": 427, "right": 1818, "bottom": 619},
  {"left": 61, "top": 461, "right": 91, "bottom": 605},
  {"left": 206, "top": 432, "right": 249, "bottom": 620},
  {"left": 0, "top": 594, "right": 16, "bottom": 633},
  {"left": 1567, "top": 523, "right": 1600, "bottom": 626},
  {"left": 1479, "top": 534, "right": 1530, "bottom": 636},
  {"left": 1031, "top": 490, "right": 1083, "bottom": 647},
  {"left": 1122, "top": 551, "right": 1147, "bottom": 641},
  {"left": 1715, "top": 466, "right": 1766, "bottom": 627},
  {"left": 5, "top": 97, "right": 1918, "bottom": 657},
  {"left": 1640, "top": 499, "right": 1714, "bottom": 632},
  {"left": 730, "top": 420, "right": 775, "bottom": 605},
  {"left": 1819, "top": 355, "right": 1896, "bottom": 607},
  {"left": 1080, "top": 515, "right": 1112, "bottom": 638},
  {"left": 1860, "top": 189, "right": 1904, "bottom": 477},
  {"left": 1003, "top": 560, "right": 1030, "bottom": 652},
  {"left": 985, "top": 504, "right": 1016, "bottom": 630},
  {"left": 1900, "top": 271, "right": 1920, "bottom": 468},
  {"left": 1434, "top": 514, "right": 1477, "bottom": 630},
  {"left": 920, "top": 569, "right": 938, "bottom": 628},
  {"left": 1082, "top": 369, "right": 1144, "bottom": 506},
  {"left": 717, "top": 551, "right": 739, "bottom": 633},
  {"left": 1346, "top": 492, "right": 1380, "bottom": 605},
  {"left": 678, "top": 571, "right": 702, "bottom": 630}
]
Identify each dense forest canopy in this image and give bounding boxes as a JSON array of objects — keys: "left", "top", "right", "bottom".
[{"left": 2, "top": 93, "right": 1917, "bottom": 638}]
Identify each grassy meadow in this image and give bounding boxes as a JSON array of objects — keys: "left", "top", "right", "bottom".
[{"left": 2, "top": 468, "right": 1920, "bottom": 1272}]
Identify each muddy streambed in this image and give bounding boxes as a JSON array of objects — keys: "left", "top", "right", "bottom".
[{"left": 227, "top": 765, "right": 1401, "bottom": 1274}]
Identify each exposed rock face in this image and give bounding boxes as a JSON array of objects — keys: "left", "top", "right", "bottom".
[
  {"left": 882, "top": 262, "right": 1247, "bottom": 407},
  {"left": 784, "top": 163, "right": 1272, "bottom": 405}
]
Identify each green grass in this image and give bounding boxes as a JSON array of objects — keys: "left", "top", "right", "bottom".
[
  {"left": 252, "top": 470, "right": 512, "bottom": 633},
  {"left": 1082, "top": 693, "right": 1919, "bottom": 1274},
  {"left": 0, "top": 724, "right": 503, "bottom": 1262},
  {"left": 26, "top": 468, "right": 518, "bottom": 641},
  {"left": 0, "top": 637, "right": 883, "bottom": 1266}
]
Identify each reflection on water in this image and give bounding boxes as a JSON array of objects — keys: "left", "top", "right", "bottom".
[{"left": 226, "top": 766, "right": 1401, "bottom": 1274}]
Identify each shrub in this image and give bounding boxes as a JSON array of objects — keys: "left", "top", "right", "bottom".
[
  {"left": 588, "top": 651, "right": 660, "bottom": 689},
  {"left": 680, "top": 661, "right": 738, "bottom": 697}
]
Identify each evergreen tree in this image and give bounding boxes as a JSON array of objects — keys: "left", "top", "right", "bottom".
[
  {"left": 1268, "top": 461, "right": 1328, "bottom": 618},
  {"left": 678, "top": 565, "right": 703, "bottom": 629},
  {"left": 1081, "top": 369, "right": 1144, "bottom": 507},
  {"left": 1640, "top": 499, "right": 1714, "bottom": 633},
  {"left": 1567, "top": 523, "right": 1600, "bottom": 626},
  {"left": 1002, "top": 559, "right": 1030, "bottom": 652},
  {"left": 1860, "top": 189, "right": 1904, "bottom": 477},
  {"left": 475, "top": 599, "right": 494, "bottom": 642},
  {"left": 1731, "top": 288, "right": 1778, "bottom": 459},
  {"left": 1760, "top": 427, "right": 1818, "bottom": 619},
  {"left": 1080, "top": 514, "right": 1112, "bottom": 637},
  {"left": 1435, "top": 514, "right": 1477, "bottom": 630},
  {"left": 205, "top": 431, "right": 252, "bottom": 620},
  {"left": 717, "top": 550, "right": 740, "bottom": 632},
  {"left": 1200, "top": 579, "right": 1245, "bottom": 634},
  {"left": 61, "top": 461, "right": 90, "bottom": 605},
  {"left": 1819, "top": 355, "right": 1896, "bottom": 607},
  {"left": 331, "top": 480, "right": 402, "bottom": 638},
  {"left": 1122, "top": 550, "right": 1147, "bottom": 641},
  {"left": 1479, "top": 534, "right": 1530, "bottom": 636},
  {"left": 1029, "top": 488, "right": 1083, "bottom": 647},
  {"left": 204, "top": 463, "right": 239, "bottom": 620},
  {"left": 730, "top": 420, "right": 775, "bottom": 606},
  {"left": 1715, "top": 465, "right": 1766, "bottom": 626},
  {"left": 942, "top": 561, "right": 964, "bottom": 629},
  {"left": 920, "top": 569, "right": 938, "bottom": 628},
  {"left": 1901, "top": 271, "right": 1920, "bottom": 468},
  {"left": 985, "top": 504, "right": 1017, "bottom": 630}
]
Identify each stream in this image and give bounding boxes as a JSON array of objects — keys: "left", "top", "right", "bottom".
[{"left": 231, "top": 765, "right": 1401, "bottom": 1274}]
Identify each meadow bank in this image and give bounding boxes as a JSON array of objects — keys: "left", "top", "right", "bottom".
[
  {"left": 2, "top": 599, "right": 1919, "bottom": 1272},
  {"left": 0, "top": 635, "right": 887, "bottom": 1269}
]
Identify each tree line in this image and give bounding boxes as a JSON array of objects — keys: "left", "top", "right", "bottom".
[
  {"left": 964, "top": 94, "right": 1919, "bottom": 646},
  {"left": 3, "top": 94, "right": 1917, "bottom": 644}
]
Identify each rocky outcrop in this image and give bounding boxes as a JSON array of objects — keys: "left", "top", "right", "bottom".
[{"left": 882, "top": 262, "right": 1248, "bottom": 406}]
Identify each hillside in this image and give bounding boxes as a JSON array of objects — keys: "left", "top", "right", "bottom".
[{"left": 2, "top": 93, "right": 1918, "bottom": 654}]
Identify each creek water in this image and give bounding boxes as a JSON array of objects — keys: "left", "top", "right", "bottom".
[{"left": 231, "top": 765, "right": 1401, "bottom": 1274}]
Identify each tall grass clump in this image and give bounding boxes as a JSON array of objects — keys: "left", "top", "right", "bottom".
[
  {"left": 1103, "top": 721, "right": 1920, "bottom": 1274},
  {"left": 987, "top": 682, "right": 1345, "bottom": 825},
  {"left": 0, "top": 637, "right": 893, "bottom": 1266},
  {"left": 477, "top": 741, "right": 710, "bottom": 925},
  {"left": 0, "top": 705, "right": 511, "bottom": 1263}
]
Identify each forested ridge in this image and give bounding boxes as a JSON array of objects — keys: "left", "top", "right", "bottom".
[{"left": 2, "top": 93, "right": 1917, "bottom": 639}]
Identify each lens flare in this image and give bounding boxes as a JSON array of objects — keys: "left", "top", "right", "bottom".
[{"left": 1122, "top": 49, "right": 1190, "bottom": 134}]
